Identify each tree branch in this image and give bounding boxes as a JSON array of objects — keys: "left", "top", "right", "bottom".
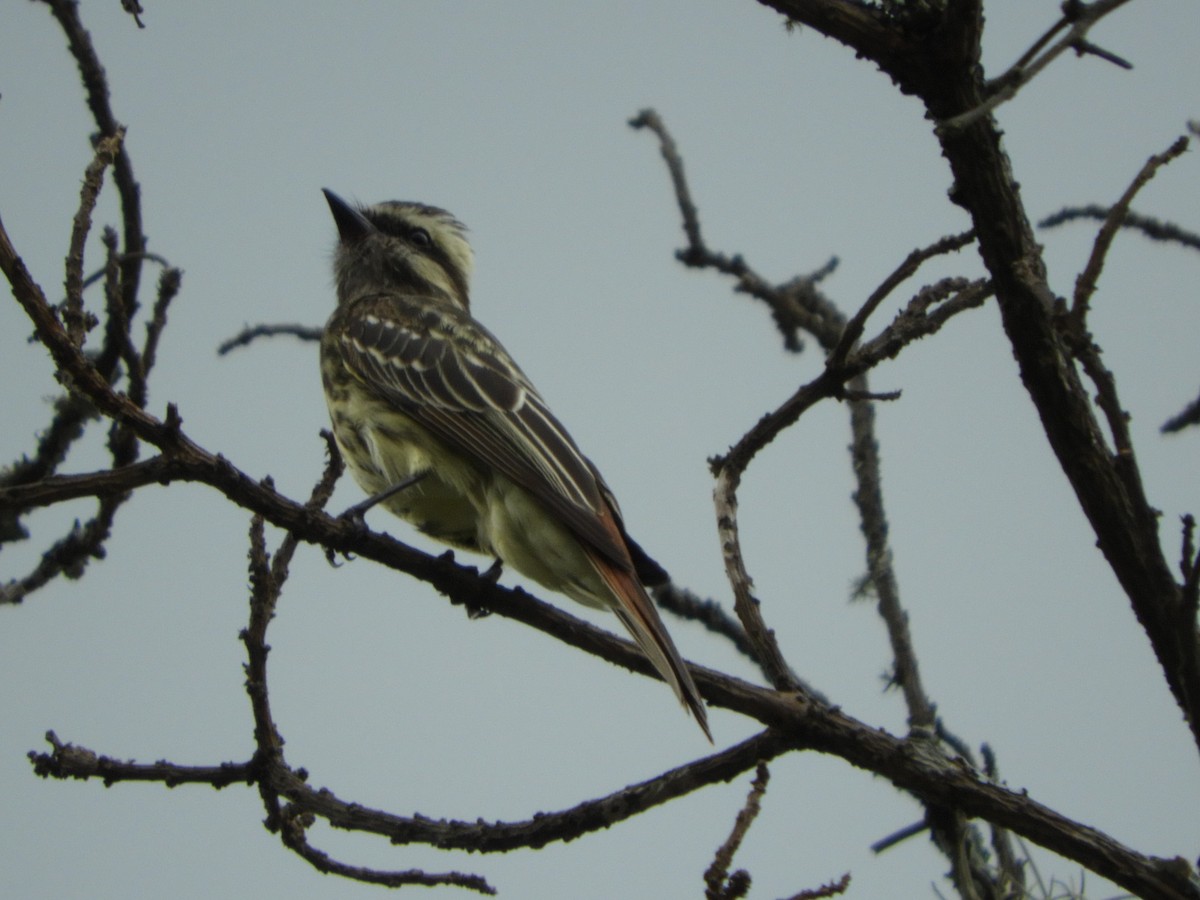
[
  {"left": 1040, "top": 205, "right": 1200, "bottom": 254},
  {"left": 1069, "top": 135, "right": 1190, "bottom": 326},
  {"left": 937, "top": 0, "right": 1137, "bottom": 133},
  {"left": 217, "top": 322, "right": 323, "bottom": 356},
  {"left": 900, "top": 8, "right": 1200, "bottom": 754},
  {"left": 704, "top": 764, "right": 769, "bottom": 900},
  {"left": 38, "top": 0, "right": 146, "bottom": 319}
]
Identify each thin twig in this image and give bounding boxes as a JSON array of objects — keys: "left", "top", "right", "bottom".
[
  {"left": 1055, "top": 136, "right": 1191, "bottom": 536},
  {"left": 29, "top": 731, "right": 254, "bottom": 787},
  {"left": 631, "top": 108, "right": 846, "bottom": 352},
  {"left": 704, "top": 763, "right": 770, "bottom": 900},
  {"left": 36, "top": 723, "right": 791, "bottom": 854},
  {"left": 981, "top": 744, "right": 1027, "bottom": 895},
  {"left": 872, "top": 820, "right": 927, "bottom": 854},
  {"left": 1, "top": 4, "right": 158, "bottom": 604},
  {"left": 0, "top": 391, "right": 98, "bottom": 543},
  {"left": 278, "top": 805, "right": 497, "bottom": 895},
  {"left": 852, "top": 279, "right": 993, "bottom": 366},
  {"left": 938, "top": 0, "right": 1137, "bottom": 133},
  {"left": 239, "top": 464, "right": 498, "bottom": 892},
  {"left": 40, "top": 0, "right": 147, "bottom": 319},
  {"left": 1040, "top": 206, "right": 1200, "bottom": 252},
  {"left": 217, "top": 322, "right": 323, "bottom": 355},
  {"left": 847, "top": 378, "right": 935, "bottom": 730},
  {"left": 1162, "top": 389, "right": 1200, "bottom": 434},
  {"left": 63, "top": 129, "right": 124, "bottom": 346},
  {"left": 652, "top": 582, "right": 759, "bottom": 670},
  {"left": 783, "top": 872, "right": 852, "bottom": 900},
  {"left": 139, "top": 266, "right": 183, "bottom": 382},
  {"left": 120, "top": 0, "right": 146, "bottom": 28},
  {"left": 1070, "top": 135, "right": 1190, "bottom": 324},
  {"left": 827, "top": 230, "right": 976, "bottom": 372},
  {"left": 712, "top": 376, "right": 835, "bottom": 689},
  {"left": 628, "top": 109, "right": 704, "bottom": 253}
]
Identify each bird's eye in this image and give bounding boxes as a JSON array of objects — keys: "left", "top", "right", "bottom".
[{"left": 410, "top": 227, "right": 433, "bottom": 249}]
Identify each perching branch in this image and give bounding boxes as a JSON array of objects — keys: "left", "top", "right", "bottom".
[{"left": 11, "top": 235, "right": 1195, "bottom": 894}]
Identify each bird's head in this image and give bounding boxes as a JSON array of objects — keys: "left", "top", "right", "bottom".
[{"left": 323, "top": 189, "right": 474, "bottom": 309}]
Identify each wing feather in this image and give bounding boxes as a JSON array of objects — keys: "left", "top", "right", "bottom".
[{"left": 337, "top": 294, "right": 631, "bottom": 570}]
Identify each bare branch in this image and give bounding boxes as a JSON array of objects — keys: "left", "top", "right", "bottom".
[
  {"left": 1040, "top": 205, "right": 1200, "bottom": 253},
  {"left": 0, "top": 506, "right": 121, "bottom": 604},
  {"left": 652, "top": 581, "right": 763, "bottom": 673},
  {"left": 628, "top": 109, "right": 705, "bottom": 257},
  {"left": 631, "top": 108, "right": 846, "bottom": 352},
  {"left": 981, "top": 745, "right": 1027, "bottom": 895},
  {"left": 239, "top": 473, "right": 497, "bottom": 891},
  {"left": 0, "top": 126, "right": 158, "bottom": 602},
  {"left": 1070, "top": 135, "right": 1190, "bottom": 324},
  {"left": 38, "top": 0, "right": 147, "bottom": 317},
  {"left": 139, "top": 265, "right": 183, "bottom": 386},
  {"left": 704, "top": 764, "right": 769, "bottom": 900},
  {"left": 871, "top": 821, "right": 927, "bottom": 854},
  {"left": 635, "top": 106, "right": 992, "bottom": 745},
  {"left": 827, "top": 230, "right": 976, "bottom": 372},
  {"left": 15, "top": 449, "right": 1200, "bottom": 898},
  {"left": 63, "top": 129, "right": 123, "bottom": 345},
  {"left": 632, "top": 101, "right": 1113, "bottom": 897},
  {"left": 272, "top": 730, "right": 790, "bottom": 853},
  {"left": 783, "top": 872, "right": 852, "bottom": 900},
  {"left": 0, "top": 391, "right": 98, "bottom": 543},
  {"left": 29, "top": 731, "right": 253, "bottom": 787},
  {"left": 217, "top": 322, "right": 323, "bottom": 355},
  {"left": 852, "top": 279, "right": 993, "bottom": 367},
  {"left": 938, "top": 0, "right": 1138, "bottom": 133},
  {"left": 120, "top": 0, "right": 146, "bottom": 28},
  {"left": 901, "top": 0, "right": 1200, "bottom": 749},
  {"left": 278, "top": 805, "right": 497, "bottom": 895},
  {"left": 713, "top": 471, "right": 799, "bottom": 689},
  {"left": 1163, "top": 390, "right": 1200, "bottom": 434},
  {"left": 847, "top": 383, "right": 935, "bottom": 730}
]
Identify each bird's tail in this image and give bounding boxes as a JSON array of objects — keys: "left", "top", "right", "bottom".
[{"left": 590, "top": 553, "right": 711, "bottom": 741}]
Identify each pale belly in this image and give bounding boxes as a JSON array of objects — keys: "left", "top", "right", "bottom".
[{"left": 330, "top": 403, "right": 611, "bottom": 610}]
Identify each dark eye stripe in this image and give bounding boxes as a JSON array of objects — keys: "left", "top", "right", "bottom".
[
  {"left": 363, "top": 207, "right": 472, "bottom": 306},
  {"left": 424, "top": 242, "right": 470, "bottom": 306}
]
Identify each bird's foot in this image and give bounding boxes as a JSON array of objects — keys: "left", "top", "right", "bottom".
[
  {"left": 340, "top": 471, "right": 430, "bottom": 524},
  {"left": 481, "top": 557, "right": 504, "bottom": 583},
  {"left": 462, "top": 558, "right": 503, "bottom": 619}
]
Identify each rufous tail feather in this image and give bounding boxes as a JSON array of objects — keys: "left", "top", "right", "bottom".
[{"left": 592, "top": 553, "right": 711, "bottom": 741}]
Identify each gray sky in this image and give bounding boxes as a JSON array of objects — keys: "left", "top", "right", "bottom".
[{"left": 2, "top": 2, "right": 1197, "bottom": 897}]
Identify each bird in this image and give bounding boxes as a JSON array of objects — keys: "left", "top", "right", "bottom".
[{"left": 319, "top": 189, "right": 710, "bottom": 739}]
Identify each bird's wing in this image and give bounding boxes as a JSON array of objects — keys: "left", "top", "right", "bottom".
[
  {"left": 334, "top": 293, "right": 633, "bottom": 571},
  {"left": 336, "top": 292, "right": 709, "bottom": 738}
]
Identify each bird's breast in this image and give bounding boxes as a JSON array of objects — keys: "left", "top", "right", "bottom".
[{"left": 324, "top": 370, "right": 487, "bottom": 552}]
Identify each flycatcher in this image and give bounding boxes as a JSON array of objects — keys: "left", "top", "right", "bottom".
[{"left": 320, "top": 190, "right": 709, "bottom": 738}]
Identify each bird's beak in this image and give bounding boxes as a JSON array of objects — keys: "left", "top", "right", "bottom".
[{"left": 322, "top": 189, "right": 376, "bottom": 242}]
